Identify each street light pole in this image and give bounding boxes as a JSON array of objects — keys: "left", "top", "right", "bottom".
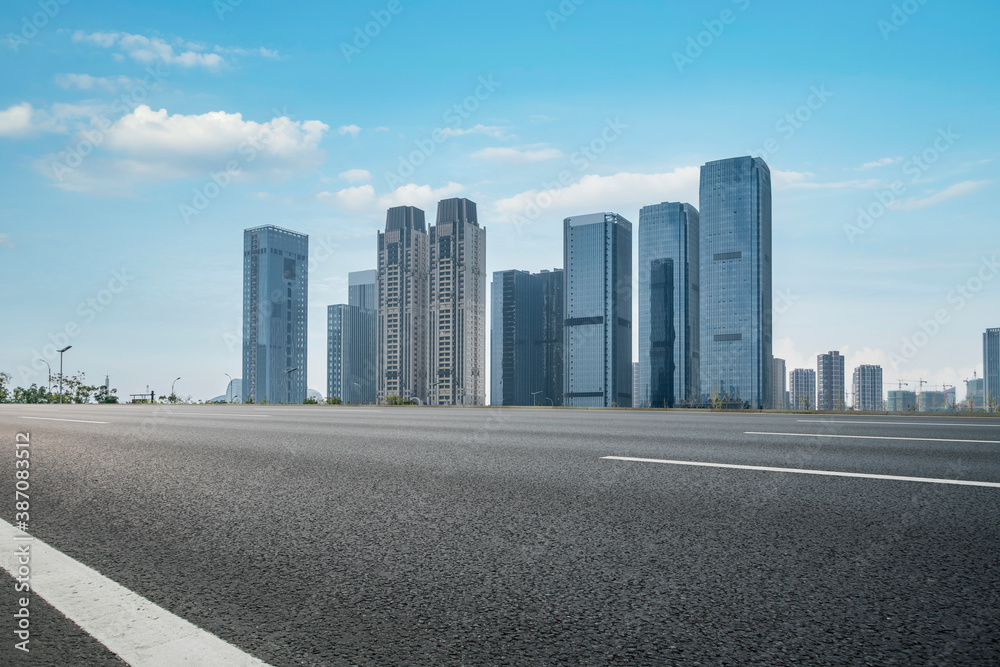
[
  {"left": 171, "top": 377, "right": 181, "bottom": 403},
  {"left": 531, "top": 390, "right": 542, "bottom": 406},
  {"left": 38, "top": 359, "right": 52, "bottom": 395},
  {"left": 57, "top": 346, "right": 71, "bottom": 404},
  {"left": 285, "top": 367, "right": 298, "bottom": 404},
  {"left": 225, "top": 373, "right": 233, "bottom": 403}
]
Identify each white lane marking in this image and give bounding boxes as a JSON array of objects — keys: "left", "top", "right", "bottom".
[
  {"left": 19, "top": 417, "right": 110, "bottom": 424},
  {"left": 797, "top": 420, "right": 1000, "bottom": 428},
  {"left": 746, "top": 431, "right": 999, "bottom": 445},
  {"left": 0, "top": 520, "right": 270, "bottom": 666},
  {"left": 602, "top": 457, "right": 1000, "bottom": 488},
  {"left": 159, "top": 412, "right": 271, "bottom": 417}
]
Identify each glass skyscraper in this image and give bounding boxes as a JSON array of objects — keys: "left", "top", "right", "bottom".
[
  {"left": 699, "top": 156, "right": 772, "bottom": 408},
  {"left": 563, "top": 212, "right": 632, "bottom": 408},
  {"left": 638, "top": 202, "right": 699, "bottom": 408},
  {"left": 327, "top": 270, "right": 377, "bottom": 404},
  {"left": 243, "top": 225, "right": 308, "bottom": 404},
  {"left": 986, "top": 328, "right": 1000, "bottom": 410},
  {"left": 490, "top": 269, "right": 564, "bottom": 406}
]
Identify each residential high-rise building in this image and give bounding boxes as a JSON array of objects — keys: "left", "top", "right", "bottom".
[
  {"left": 771, "top": 358, "right": 787, "bottom": 410},
  {"left": 490, "top": 269, "right": 564, "bottom": 407},
  {"left": 968, "top": 377, "right": 985, "bottom": 410},
  {"left": 790, "top": 368, "right": 816, "bottom": 410},
  {"left": 564, "top": 212, "right": 632, "bottom": 408},
  {"left": 377, "top": 206, "right": 430, "bottom": 404},
  {"left": 243, "top": 225, "right": 308, "bottom": 404},
  {"left": 985, "top": 328, "right": 1000, "bottom": 410},
  {"left": 852, "top": 364, "right": 883, "bottom": 411},
  {"left": 327, "top": 270, "right": 377, "bottom": 405},
  {"left": 699, "top": 156, "right": 772, "bottom": 408},
  {"left": 430, "top": 198, "right": 486, "bottom": 406},
  {"left": 817, "top": 351, "right": 845, "bottom": 411},
  {"left": 638, "top": 202, "right": 700, "bottom": 408}
]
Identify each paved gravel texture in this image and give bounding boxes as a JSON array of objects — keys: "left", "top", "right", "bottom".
[{"left": 1, "top": 405, "right": 999, "bottom": 665}]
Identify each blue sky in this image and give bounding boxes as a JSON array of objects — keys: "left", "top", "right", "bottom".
[{"left": 1, "top": 0, "right": 997, "bottom": 402}]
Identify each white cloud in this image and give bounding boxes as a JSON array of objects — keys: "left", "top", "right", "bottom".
[
  {"left": 857, "top": 157, "right": 902, "bottom": 170},
  {"left": 472, "top": 146, "right": 564, "bottom": 164},
  {"left": 439, "top": 124, "right": 512, "bottom": 140},
  {"left": 71, "top": 31, "right": 278, "bottom": 69},
  {"left": 491, "top": 168, "right": 700, "bottom": 225},
  {"left": 772, "top": 170, "right": 880, "bottom": 190},
  {"left": 339, "top": 168, "right": 371, "bottom": 183},
  {"left": 338, "top": 124, "right": 362, "bottom": 138},
  {"left": 888, "top": 180, "right": 989, "bottom": 211},
  {"left": 373, "top": 126, "right": 390, "bottom": 132},
  {"left": 318, "top": 185, "right": 376, "bottom": 210},
  {"left": 378, "top": 182, "right": 465, "bottom": 211},
  {"left": 0, "top": 233, "right": 12, "bottom": 248},
  {"left": 55, "top": 73, "right": 141, "bottom": 91},
  {"left": 0, "top": 103, "right": 38, "bottom": 137}
]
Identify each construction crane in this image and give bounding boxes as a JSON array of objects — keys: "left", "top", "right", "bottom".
[{"left": 893, "top": 380, "right": 910, "bottom": 390}]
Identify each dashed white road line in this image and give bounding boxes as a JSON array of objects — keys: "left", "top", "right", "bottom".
[
  {"left": 797, "top": 420, "right": 1000, "bottom": 428},
  {"left": 19, "top": 417, "right": 110, "bottom": 424},
  {"left": 602, "top": 456, "right": 1000, "bottom": 488},
  {"left": 746, "top": 431, "right": 1000, "bottom": 445},
  {"left": 0, "top": 520, "right": 270, "bottom": 666}
]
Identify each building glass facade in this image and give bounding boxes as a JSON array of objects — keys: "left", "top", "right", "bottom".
[
  {"left": 817, "top": 351, "right": 845, "bottom": 411},
  {"left": 852, "top": 364, "right": 883, "bottom": 411},
  {"left": 985, "top": 328, "right": 1000, "bottom": 410},
  {"left": 790, "top": 368, "right": 816, "bottom": 411},
  {"left": 771, "top": 357, "right": 787, "bottom": 410},
  {"left": 327, "top": 270, "right": 377, "bottom": 405},
  {"left": 564, "top": 213, "right": 632, "bottom": 408},
  {"left": 490, "top": 269, "right": 564, "bottom": 406},
  {"left": 243, "top": 225, "right": 308, "bottom": 404},
  {"left": 699, "top": 156, "right": 772, "bottom": 408},
  {"left": 638, "top": 202, "right": 699, "bottom": 408}
]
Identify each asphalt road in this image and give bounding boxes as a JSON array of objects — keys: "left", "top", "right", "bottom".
[{"left": 1, "top": 405, "right": 999, "bottom": 665}]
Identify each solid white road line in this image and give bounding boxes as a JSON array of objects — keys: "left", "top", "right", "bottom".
[
  {"left": 19, "top": 417, "right": 110, "bottom": 424},
  {"left": 746, "top": 431, "right": 999, "bottom": 444},
  {"left": 601, "top": 456, "right": 1000, "bottom": 488},
  {"left": 797, "top": 420, "right": 1000, "bottom": 428},
  {"left": 0, "top": 520, "right": 270, "bottom": 666}
]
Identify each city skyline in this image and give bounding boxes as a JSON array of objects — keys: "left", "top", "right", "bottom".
[{"left": 1, "top": 1, "right": 997, "bottom": 402}]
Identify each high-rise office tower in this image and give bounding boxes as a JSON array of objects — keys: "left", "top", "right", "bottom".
[
  {"left": 563, "top": 212, "right": 632, "bottom": 408},
  {"left": 243, "top": 225, "right": 308, "bottom": 404},
  {"left": 790, "top": 368, "right": 816, "bottom": 410},
  {"left": 817, "top": 351, "right": 845, "bottom": 411},
  {"left": 377, "top": 206, "right": 430, "bottom": 403},
  {"left": 985, "top": 328, "right": 1000, "bottom": 410},
  {"left": 327, "top": 270, "right": 377, "bottom": 404},
  {"left": 638, "top": 202, "right": 700, "bottom": 408},
  {"left": 632, "top": 362, "right": 639, "bottom": 409},
  {"left": 430, "top": 198, "right": 486, "bottom": 406},
  {"left": 699, "top": 156, "right": 772, "bottom": 408},
  {"left": 490, "top": 269, "right": 564, "bottom": 406},
  {"left": 852, "top": 364, "right": 883, "bottom": 411},
  {"left": 771, "top": 357, "right": 787, "bottom": 410}
]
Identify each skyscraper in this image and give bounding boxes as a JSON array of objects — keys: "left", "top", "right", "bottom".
[
  {"left": 430, "top": 198, "right": 486, "bottom": 406},
  {"left": 638, "top": 202, "right": 699, "bottom": 408},
  {"left": 564, "top": 212, "right": 632, "bottom": 408},
  {"left": 699, "top": 156, "right": 772, "bottom": 408},
  {"left": 490, "top": 269, "right": 564, "bottom": 406},
  {"left": 243, "top": 225, "right": 308, "bottom": 404},
  {"left": 985, "top": 328, "right": 1000, "bottom": 410},
  {"left": 327, "top": 270, "right": 377, "bottom": 404},
  {"left": 771, "top": 357, "right": 787, "bottom": 410},
  {"left": 790, "top": 368, "right": 816, "bottom": 410},
  {"left": 377, "top": 206, "right": 430, "bottom": 404},
  {"left": 817, "top": 351, "right": 845, "bottom": 411},
  {"left": 852, "top": 364, "right": 883, "bottom": 411}
]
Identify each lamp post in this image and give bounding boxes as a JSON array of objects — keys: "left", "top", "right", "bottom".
[
  {"left": 225, "top": 373, "right": 233, "bottom": 403},
  {"left": 352, "top": 381, "right": 361, "bottom": 405},
  {"left": 531, "top": 390, "right": 542, "bottom": 406},
  {"left": 546, "top": 397, "right": 554, "bottom": 407},
  {"left": 57, "top": 346, "right": 71, "bottom": 404},
  {"left": 285, "top": 367, "right": 298, "bottom": 404},
  {"left": 171, "top": 377, "right": 181, "bottom": 403},
  {"left": 38, "top": 359, "right": 52, "bottom": 395}
]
